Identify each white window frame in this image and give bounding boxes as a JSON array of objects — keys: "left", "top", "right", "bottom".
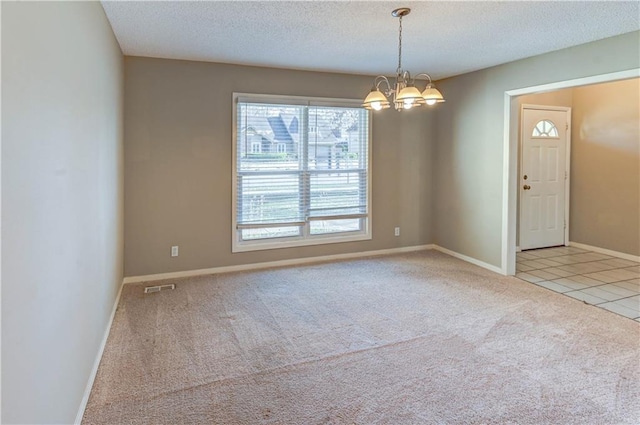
[{"left": 232, "top": 93, "right": 372, "bottom": 253}]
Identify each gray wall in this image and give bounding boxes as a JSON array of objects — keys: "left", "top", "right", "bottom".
[
  {"left": 124, "top": 57, "right": 435, "bottom": 277},
  {"left": 434, "top": 31, "right": 640, "bottom": 268},
  {"left": 1, "top": 2, "right": 124, "bottom": 424},
  {"left": 570, "top": 78, "right": 639, "bottom": 255}
]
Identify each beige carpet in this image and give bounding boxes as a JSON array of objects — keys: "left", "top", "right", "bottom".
[{"left": 83, "top": 251, "right": 640, "bottom": 424}]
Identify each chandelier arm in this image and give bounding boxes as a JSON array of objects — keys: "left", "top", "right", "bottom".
[
  {"left": 412, "top": 73, "right": 433, "bottom": 86},
  {"left": 401, "top": 70, "right": 411, "bottom": 85},
  {"left": 374, "top": 76, "right": 392, "bottom": 94}
]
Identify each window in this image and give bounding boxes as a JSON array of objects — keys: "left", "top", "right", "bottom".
[
  {"left": 532, "top": 119, "right": 559, "bottom": 138},
  {"left": 250, "top": 141, "right": 262, "bottom": 153},
  {"left": 233, "top": 94, "right": 371, "bottom": 252}
]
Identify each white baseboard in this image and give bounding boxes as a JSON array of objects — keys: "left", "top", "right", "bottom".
[
  {"left": 123, "top": 243, "right": 506, "bottom": 285},
  {"left": 123, "top": 244, "right": 436, "bottom": 284},
  {"left": 433, "top": 245, "right": 504, "bottom": 275},
  {"left": 74, "top": 282, "right": 124, "bottom": 425},
  {"left": 569, "top": 241, "right": 640, "bottom": 262}
]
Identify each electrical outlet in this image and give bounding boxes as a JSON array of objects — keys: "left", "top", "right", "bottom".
[
  {"left": 171, "top": 246, "right": 179, "bottom": 257},
  {"left": 394, "top": 227, "right": 400, "bottom": 237}
]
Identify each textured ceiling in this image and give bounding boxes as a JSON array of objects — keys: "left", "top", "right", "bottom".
[{"left": 101, "top": 1, "right": 640, "bottom": 80}]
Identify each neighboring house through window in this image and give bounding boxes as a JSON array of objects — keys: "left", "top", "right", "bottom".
[{"left": 233, "top": 93, "right": 371, "bottom": 252}]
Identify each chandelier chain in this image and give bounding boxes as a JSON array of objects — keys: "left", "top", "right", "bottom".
[{"left": 397, "top": 15, "right": 403, "bottom": 73}]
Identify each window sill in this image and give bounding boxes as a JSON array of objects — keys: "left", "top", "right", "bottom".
[{"left": 232, "top": 232, "right": 372, "bottom": 253}]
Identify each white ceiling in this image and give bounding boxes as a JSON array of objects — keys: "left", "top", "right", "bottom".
[{"left": 101, "top": 1, "right": 640, "bottom": 80}]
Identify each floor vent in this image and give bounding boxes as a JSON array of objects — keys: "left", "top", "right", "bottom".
[{"left": 144, "top": 284, "right": 176, "bottom": 294}]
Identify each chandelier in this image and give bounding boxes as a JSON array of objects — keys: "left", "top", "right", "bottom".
[{"left": 362, "top": 8, "right": 445, "bottom": 111}]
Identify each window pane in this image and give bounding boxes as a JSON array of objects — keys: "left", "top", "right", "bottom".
[
  {"left": 242, "top": 226, "right": 301, "bottom": 240},
  {"left": 308, "top": 171, "right": 366, "bottom": 217},
  {"left": 308, "top": 107, "right": 367, "bottom": 171},
  {"left": 238, "top": 103, "right": 303, "bottom": 172},
  {"left": 238, "top": 173, "right": 302, "bottom": 224},
  {"left": 310, "top": 219, "right": 361, "bottom": 235}
]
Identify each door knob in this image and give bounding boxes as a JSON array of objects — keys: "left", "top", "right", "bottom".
[{"left": 523, "top": 185, "right": 531, "bottom": 190}]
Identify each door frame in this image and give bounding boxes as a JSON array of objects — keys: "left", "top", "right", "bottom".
[
  {"left": 519, "top": 104, "right": 572, "bottom": 250},
  {"left": 501, "top": 68, "right": 640, "bottom": 275}
]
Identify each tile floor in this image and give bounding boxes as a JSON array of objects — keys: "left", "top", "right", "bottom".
[{"left": 516, "top": 246, "right": 640, "bottom": 321}]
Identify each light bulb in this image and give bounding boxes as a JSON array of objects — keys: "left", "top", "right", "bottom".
[
  {"left": 426, "top": 99, "right": 437, "bottom": 106},
  {"left": 403, "top": 99, "right": 414, "bottom": 109},
  {"left": 371, "top": 101, "right": 382, "bottom": 111}
]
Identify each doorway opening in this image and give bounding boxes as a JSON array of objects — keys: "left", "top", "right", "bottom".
[{"left": 502, "top": 69, "right": 639, "bottom": 275}]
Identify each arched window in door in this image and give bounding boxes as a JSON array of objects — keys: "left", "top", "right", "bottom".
[{"left": 532, "top": 119, "right": 559, "bottom": 138}]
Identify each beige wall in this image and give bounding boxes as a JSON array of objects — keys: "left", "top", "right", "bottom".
[
  {"left": 124, "top": 58, "right": 435, "bottom": 277},
  {"left": 518, "top": 89, "right": 574, "bottom": 108},
  {"left": 1, "top": 2, "right": 124, "bottom": 424},
  {"left": 570, "top": 78, "right": 640, "bottom": 255},
  {"left": 434, "top": 31, "right": 640, "bottom": 268}
]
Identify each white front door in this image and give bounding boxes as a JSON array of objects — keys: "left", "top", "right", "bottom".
[{"left": 520, "top": 107, "right": 570, "bottom": 250}]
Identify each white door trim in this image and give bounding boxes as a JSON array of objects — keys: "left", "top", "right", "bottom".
[
  {"left": 519, "top": 104, "right": 572, "bottom": 249},
  {"left": 501, "top": 68, "right": 640, "bottom": 275}
]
